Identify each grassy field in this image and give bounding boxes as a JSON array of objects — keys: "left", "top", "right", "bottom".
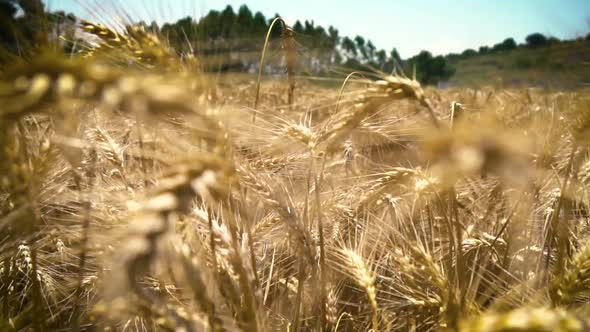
[
  {"left": 1, "top": 16, "right": 590, "bottom": 332},
  {"left": 448, "top": 40, "right": 590, "bottom": 88}
]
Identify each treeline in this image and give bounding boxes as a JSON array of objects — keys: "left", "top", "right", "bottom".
[
  {"left": 150, "top": 5, "right": 459, "bottom": 84},
  {"left": 0, "top": 1, "right": 456, "bottom": 84},
  {"left": 151, "top": 5, "right": 590, "bottom": 84},
  {"left": 2, "top": 1, "right": 589, "bottom": 85},
  {"left": 447, "top": 33, "right": 577, "bottom": 61},
  {"left": 155, "top": 6, "right": 401, "bottom": 74}
]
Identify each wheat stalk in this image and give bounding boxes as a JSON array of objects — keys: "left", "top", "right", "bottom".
[
  {"left": 460, "top": 307, "right": 589, "bottom": 332},
  {"left": 337, "top": 248, "right": 379, "bottom": 332}
]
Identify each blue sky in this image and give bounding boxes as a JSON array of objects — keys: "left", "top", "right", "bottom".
[{"left": 48, "top": 0, "right": 589, "bottom": 57}]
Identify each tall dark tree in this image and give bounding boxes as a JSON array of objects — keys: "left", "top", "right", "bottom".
[
  {"left": 382, "top": 48, "right": 402, "bottom": 73},
  {"left": 252, "top": 11, "right": 268, "bottom": 35},
  {"left": 267, "top": 13, "right": 282, "bottom": 39},
  {"left": 341, "top": 36, "right": 357, "bottom": 60},
  {"left": 236, "top": 5, "right": 253, "bottom": 35},
  {"left": 165, "top": 16, "right": 195, "bottom": 48},
  {"left": 220, "top": 5, "right": 236, "bottom": 39},
  {"left": 408, "top": 50, "right": 454, "bottom": 85},
  {"left": 375, "top": 50, "right": 386, "bottom": 63},
  {"left": 365, "top": 40, "right": 376, "bottom": 63},
  {"left": 199, "top": 10, "right": 222, "bottom": 40},
  {"left": 354, "top": 35, "right": 367, "bottom": 61},
  {"left": 461, "top": 48, "right": 477, "bottom": 58},
  {"left": 525, "top": 33, "right": 548, "bottom": 48},
  {"left": 492, "top": 38, "right": 516, "bottom": 52},
  {"left": 327, "top": 25, "right": 340, "bottom": 64},
  {"left": 390, "top": 48, "right": 402, "bottom": 64},
  {"left": 292, "top": 20, "right": 304, "bottom": 34}
]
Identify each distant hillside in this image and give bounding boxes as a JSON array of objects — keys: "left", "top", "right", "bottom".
[{"left": 446, "top": 39, "right": 590, "bottom": 88}]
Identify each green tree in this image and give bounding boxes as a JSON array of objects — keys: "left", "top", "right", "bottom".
[
  {"left": 252, "top": 11, "right": 268, "bottom": 36},
  {"left": 202, "top": 10, "right": 222, "bottom": 40},
  {"left": 292, "top": 20, "right": 304, "bottom": 34},
  {"left": 525, "top": 33, "right": 548, "bottom": 48},
  {"left": 365, "top": 40, "right": 376, "bottom": 63},
  {"left": 327, "top": 26, "right": 340, "bottom": 64},
  {"left": 408, "top": 50, "right": 455, "bottom": 85},
  {"left": 376, "top": 49, "right": 387, "bottom": 68},
  {"left": 220, "top": 5, "right": 236, "bottom": 39},
  {"left": 354, "top": 35, "right": 367, "bottom": 61},
  {"left": 390, "top": 48, "right": 401, "bottom": 63},
  {"left": 341, "top": 36, "right": 357, "bottom": 60},
  {"left": 236, "top": 5, "right": 253, "bottom": 36},
  {"left": 492, "top": 38, "right": 516, "bottom": 52},
  {"left": 382, "top": 48, "right": 402, "bottom": 73},
  {"left": 460, "top": 48, "right": 477, "bottom": 58},
  {"left": 175, "top": 17, "right": 197, "bottom": 47}
]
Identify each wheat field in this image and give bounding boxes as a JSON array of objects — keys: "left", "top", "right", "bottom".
[{"left": 1, "top": 12, "right": 590, "bottom": 332}]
